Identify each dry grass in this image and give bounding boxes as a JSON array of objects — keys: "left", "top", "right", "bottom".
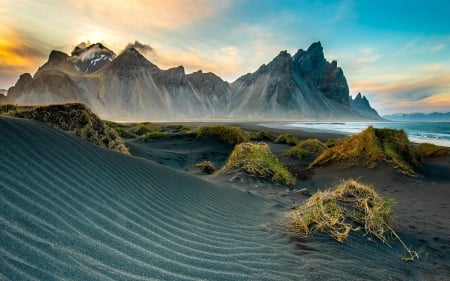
[
  {"left": 0, "top": 103, "right": 129, "bottom": 154},
  {"left": 287, "top": 139, "right": 327, "bottom": 160},
  {"left": 219, "top": 142, "right": 296, "bottom": 187},
  {"left": 415, "top": 142, "right": 449, "bottom": 158},
  {"left": 195, "top": 161, "right": 216, "bottom": 174},
  {"left": 290, "top": 179, "right": 419, "bottom": 261},
  {"left": 309, "top": 126, "right": 419, "bottom": 176}
]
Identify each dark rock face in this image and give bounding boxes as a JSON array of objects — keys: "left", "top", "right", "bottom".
[
  {"left": 293, "top": 42, "right": 350, "bottom": 105},
  {"left": 2, "top": 42, "right": 380, "bottom": 120},
  {"left": 350, "top": 93, "right": 382, "bottom": 120}
]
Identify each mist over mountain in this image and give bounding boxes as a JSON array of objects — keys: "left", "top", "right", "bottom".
[{"left": 3, "top": 42, "right": 381, "bottom": 121}]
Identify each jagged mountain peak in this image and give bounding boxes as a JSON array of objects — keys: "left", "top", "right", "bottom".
[
  {"left": 104, "top": 47, "right": 158, "bottom": 76},
  {"left": 3, "top": 41, "right": 382, "bottom": 121},
  {"left": 49, "top": 50, "right": 70, "bottom": 61},
  {"left": 70, "top": 42, "right": 115, "bottom": 73},
  {"left": 350, "top": 93, "right": 382, "bottom": 120}
]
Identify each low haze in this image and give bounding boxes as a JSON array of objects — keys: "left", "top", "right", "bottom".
[{"left": 1, "top": 0, "right": 449, "bottom": 115}]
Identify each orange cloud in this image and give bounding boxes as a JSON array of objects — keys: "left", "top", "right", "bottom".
[
  {"left": 66, "top": 0, "right": 229, "bottom": 31},
  {"left": 0, "top": 26, "right": 49, "bottom": 88},
  {"left": 350, "top": 72, "right": 450, "bottom": 114}
]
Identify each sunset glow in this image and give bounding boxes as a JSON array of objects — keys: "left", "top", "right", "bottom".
[{"left": 1, "top": 0, "right": 449, "bottom": 114}]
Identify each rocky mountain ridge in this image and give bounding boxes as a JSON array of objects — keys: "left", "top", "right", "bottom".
[{"left": 3, "top": 42, "right": 382, "bottom": 121}]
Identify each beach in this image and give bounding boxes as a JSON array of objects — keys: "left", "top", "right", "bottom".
[{"left": 1, "top": 117, "right": 449, "bottom": 280}]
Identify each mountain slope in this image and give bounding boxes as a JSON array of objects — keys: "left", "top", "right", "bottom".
[
  {"left": 3, "top": 42, "right": 380, "bottom": 121},
  {"left": 350, "top": 93, "right": 383, "bottom": 120}
]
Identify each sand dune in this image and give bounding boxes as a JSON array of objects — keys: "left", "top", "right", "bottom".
[
  {"left": 0, "top": 117, "right": 301, "bottom": 280},
  {"left": 1, "top": 117, "right": 448, "bottom": 280}
]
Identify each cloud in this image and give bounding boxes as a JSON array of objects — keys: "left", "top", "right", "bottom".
[
  {"left": 355, "top": 48, "right": 381, "bottom": 64},
  {"left": 0, "top": 26, "right": 49, "bottom": 88},
  {"left": 124, "top": 41, "right": 154, "bottom": 55},
  {"left": 350, "top": 73, "right": 450, "bottom": 114},
  {"left": 432, "top": 43, "right": 446, "bottom": 52},
  {"left": 66, "top": 0, "right": 229, "bottom": 31}
]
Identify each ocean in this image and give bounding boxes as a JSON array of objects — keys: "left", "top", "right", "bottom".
[{"left": 260, "top": 121, "right": 450, "bottom": 147}]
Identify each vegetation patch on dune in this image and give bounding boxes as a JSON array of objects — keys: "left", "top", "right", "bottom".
[
  {"left": 104, "top": 121, "right": 137, "bottom": 138},
  {"left": 0, "top": 103, "right": 129, "bottom": 154},
  {"left": 287, "top": 139, "right": 326, "bottom": 160},
  {"left": 274, "top": 133, "right": 299, "bottom": 146},
  {"left": 309, "top": 126, "right": 419, "bottom": 176},
  {"left": 415, "top": 142, "right": 450, "bottom": 158},
  {"left": 290, "top": 179, "right": 418, "bottom": 261},
  {"left": 195, "top": 125, "right": 249, "bottom": 145},
  {"left": 219, "top": 142, "right": 295, "bottom": 187},
  {"left": 249, "top": 130, "right": 278, "bottom": 142},
  {"left": 195, "top": 161, "right": 217, "bottom": 174}
]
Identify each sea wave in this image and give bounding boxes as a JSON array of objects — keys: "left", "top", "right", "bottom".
[{"left": 260, "top": 121, "right": 450, "bottom": 147}]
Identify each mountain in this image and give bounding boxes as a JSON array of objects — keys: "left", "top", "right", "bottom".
[
  {"left": 350, "top": 93, "right": 383, "bottom": 120},
  {"left": 384, "top": 112, "right": 450, "bottom": 122},
  {"left": 3, "top": 42, "right": 381, "bottom": 121},
  {"left": 70, "top": 42, "right": 115, "bottom": 73}
]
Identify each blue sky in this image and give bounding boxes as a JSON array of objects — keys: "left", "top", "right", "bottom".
[{"left": 1, "top": 0, "right": 449, "bottom": 114}]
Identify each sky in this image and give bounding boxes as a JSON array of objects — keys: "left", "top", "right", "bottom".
[{"left": 1, "top": 0, "right": 449, "bottom": 115}]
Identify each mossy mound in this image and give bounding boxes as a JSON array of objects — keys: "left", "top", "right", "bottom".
[
  {"left": 290, "top": 179, "right": 418, "bottom": 261},
  {"left": 310, "top": 126, "right": 419, "bottom": 176},
  {"left": 249, "top": 130, "right": 278, "bottom": 142},
  {"left": 195, "top": 125, "right": 248, "bottom": 145},
  {"left": 195, "top": 161, "right": 216, "bottom": 174},
  {"left": 416, "top": 142, "right": 450, "bottom": 158},
  {"left": 0, "top": 103, "right": 129, "bottom": 154},
  {"left": 104, "top": 121, "right": 137, "bottom": 138},
  {"left": 219, "top": 142, "right": 295, "bottom": 187},
  {"left": 287, "top": 139, "right": 327, "bottom": 160},
  {"left": 274, "top": 133, "right": 299, "bottom": 146},
  {"left": 130, "top": 122, "right": 161, "bottom": 136}
]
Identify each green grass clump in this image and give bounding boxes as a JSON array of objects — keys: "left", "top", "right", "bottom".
[
  {"left": 310, "top": 126, "right": 419, "bottom": 176},
  {"left": 104, "top": 121, "right": 137, "bottom": 138},
  {"left": 220, "top": 142, "right": 295, "bottom": 187},
  {"left": 290, "top": 179, "right": 418, "bottom": 261},
  {"left": 415, "top": 143, "right": 449, "bottom": 158},
  {"left": 164, "top": 124, "right": 192, "bottom": 134},
  {"left": 287, "top": 139, "right": 327, "bottom": 160},
  {"left": 249, "top": 130, "right": 278, "bottom": 142},
  {"left": 274, "top": 133, "right": 299, "bottom": 146},
  {"left": 195, "top": 125, "right": 248, "bottom": 145},
  {"left": 141, "top": 131, "right": 167, "bottom": 141},
  {"left": 130, "top": 122, "right": 161, "bottom": 136}
]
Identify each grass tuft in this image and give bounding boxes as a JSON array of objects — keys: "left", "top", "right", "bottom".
[
  {"left": 249, "top": 130, "right": 278, "bottom": 142},
  {"left": 0, "top": 103, "right": 129, "bottom": 154},
  {"left": 415, "top": 143, "right": 449, "bottom": 158},
  {"left": 195, "top": 125, "right": 248, "bottom": 145},
  {"left": 290, "top": 179, "right": 419, "bottom": 261},
  {"left": 310, "top": 126, "right": 419, "bottom": 176},
  {"left": 219, "top": 142, "right": 295, "bottom": 187},
  {"left": 130, "top": 122, "right": 161, "bottom": 136},
  {"left": 274, "top": 133, "right": 299, "bottom": 146},
  {"left": 195, "top": 161, "right": 217, "bottom": 174},
  {"left": 287, "top": 139, "right": 327, "bottom": 160}
]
